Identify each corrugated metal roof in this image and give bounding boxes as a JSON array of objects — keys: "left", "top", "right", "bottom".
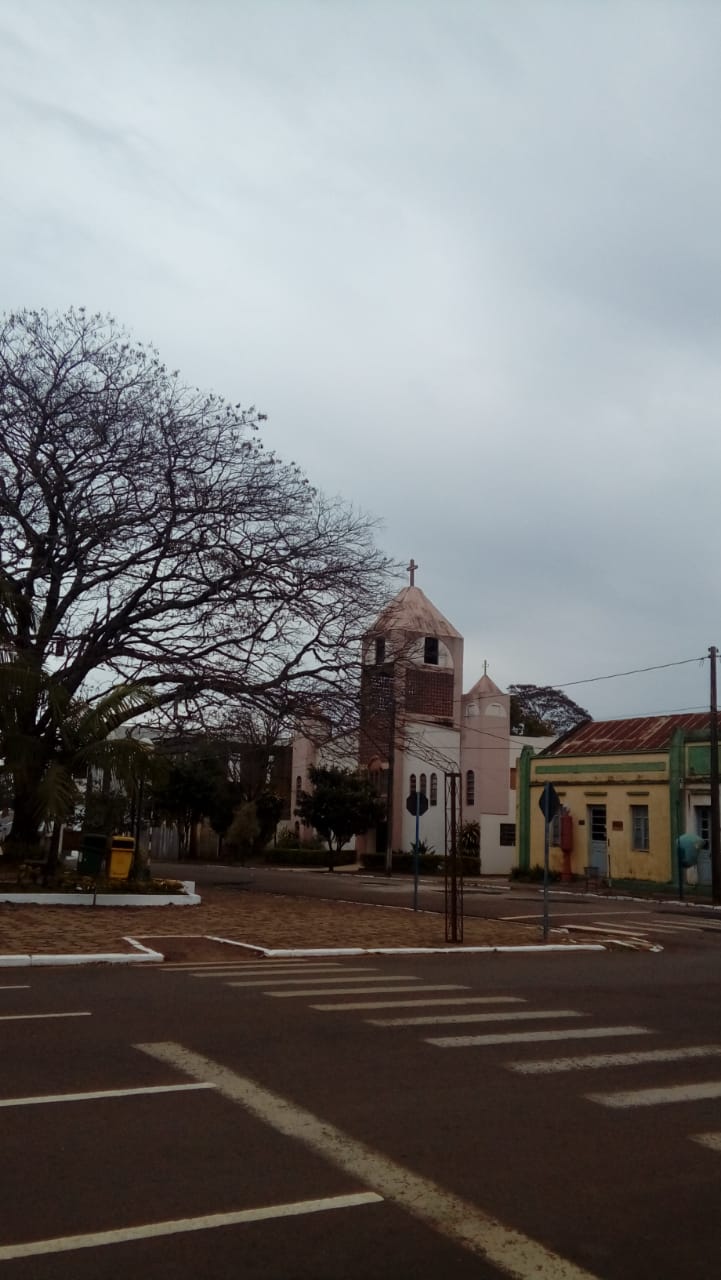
[{"left": 546, "top": 713, "right": 720, "bottom": 756}]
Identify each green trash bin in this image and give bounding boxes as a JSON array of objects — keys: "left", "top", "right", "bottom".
[{"left": 79, "top": 833, "right": 107, "bottom": 876}]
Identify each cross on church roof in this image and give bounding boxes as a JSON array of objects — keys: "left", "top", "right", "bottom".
[{"left": 407, "top": 558, "right": 418, "bottom": 586}]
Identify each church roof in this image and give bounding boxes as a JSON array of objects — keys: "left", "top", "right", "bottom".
[
  {"left": 368, "top": 585, "right": 462, "bottom": 640},
  {"left": 465, "top": 672, "right": 504, "bottom": 699}
]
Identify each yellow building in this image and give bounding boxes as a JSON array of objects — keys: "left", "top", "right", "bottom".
[{"left": 516, "top": 714, "right": 720, "bottom": 885}]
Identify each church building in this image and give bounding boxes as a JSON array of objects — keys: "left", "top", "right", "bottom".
[{"left": 290, "top": 564, "right": 537, "bottom": 873}]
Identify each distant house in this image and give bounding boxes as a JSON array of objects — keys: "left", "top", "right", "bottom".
[{"left": 516, "top": 714, "right": 720, "bottom": 885}]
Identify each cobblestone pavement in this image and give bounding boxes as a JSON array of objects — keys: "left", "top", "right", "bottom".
[{"left": 0, "top": 885, "right": 558, "bottom": 958}]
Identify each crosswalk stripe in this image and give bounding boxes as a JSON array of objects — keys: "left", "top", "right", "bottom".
[
  {"left": 312, "top": 996, "right": 526, "bottom": 1012},
  {"left": 428, "top": 1025, "right": 650, "bottom": 1049},
  {"left": 226, "top": 975, "right": 419, "bottom": 989},
  {"left": 510, "top": 1045, "right": 721, "bottom": 1074},
  {"left": 268, "top": 984, "right": 468, "bottom": 999},
  {"left": 594, "top": 919, "right": 701, "bottom": 933},
  {"left": 157, "top": 961, "right": 351, "bottom": 972},
  {"left": 368, "top": 1009, "right": 584, "bottom": 1028},
  {"left": 203, "top": 962, "right": 371, "bottom": 983},
  {"left": 588, "top": 1080, "right": 721, "bottom": 1108},
  {"left": 638, "top": 925, "right": 702, "bottom": 935},
  {"left": 192, "top": 965, "right": 376, "bottom": 978},
  {"left": 691, "top": 1133, "right": 721, "bottom": 1151}
]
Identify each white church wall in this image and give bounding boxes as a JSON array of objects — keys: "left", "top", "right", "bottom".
[{"left": 399, "top": 724, "right": 460, "bottom": 853}]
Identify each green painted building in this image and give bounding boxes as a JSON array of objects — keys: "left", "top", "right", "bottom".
[{"left": 517, "top": 714, "right": 720, "bottom": 884}]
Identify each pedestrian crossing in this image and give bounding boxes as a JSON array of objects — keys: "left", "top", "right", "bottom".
[{"left": 153, "top": 957, "right": 721, "bottom": 1155}]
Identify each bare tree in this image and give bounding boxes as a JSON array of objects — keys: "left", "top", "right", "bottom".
[{"left": 0, "top": 308, "right": 394, "bottom": 849}]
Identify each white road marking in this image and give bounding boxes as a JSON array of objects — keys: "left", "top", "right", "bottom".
[
  {"left": 268, "top": 984, "right": 468, "bottom": 998},
  {"left": 193, "top": 964, "right": 369, "bottom": 977},
  {"left": 500, "top": 911, "right": 598, "bottom": 920},
  {"left": 0, "top": 1083, "right": 216, "bottom": 1109},
  {"left": 429, "top": 1025, "right": 651, "bottom": 1048},
  {"left": 312, "top": 996, "right": 527, "bottom": 1012},
  {"left": 226, "top": 974, "right": 419, "bottom": 988},
  {"left": 588, "top": 1080, "right": 721, "bottom": 1108},
  {"left": 369, "top": 1009, "right": 584, "bottom": 1028},
  {"left": 136, "top": 1041, "right": 601, "bottom": 1280},
  {"left": 692, "top": 1132, "right": 721, "bottom": 1151},
  {"left": 510, "top": 1045, "right": 721, "bottom": 1074},
  {"left": 193, "top": 968, "right": 372, "bottom": 979},
  {"left": 595, "top": 919, "right": 700, "bottom": 933},
  {"left": 0, "top": 1192, "right": 382, "bottom": 1261},
  {"left": 622, "top": 924, "right": 700, "bottom": 936},
  {"left": 0, "top": 1011, "right": 91, "bottom": 1022},
  {"left": 159, "top": 961, "right": 360, "bottom": 972}
]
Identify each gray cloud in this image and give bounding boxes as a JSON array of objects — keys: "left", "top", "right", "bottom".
[{"left": 2, "top": 0, "right": 720, "bottom": 721}]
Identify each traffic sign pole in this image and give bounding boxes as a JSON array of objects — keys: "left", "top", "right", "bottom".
[
  {"left": 413, "top": 793, "right": 420, "bottom": 911},
  {"left": 538, "top": 783, "right": 560, "bottom": 943},
  {"left": 543, "top": 812, "right": 550, "bottom": 941}
]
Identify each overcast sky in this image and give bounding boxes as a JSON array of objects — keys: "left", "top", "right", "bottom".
[{"left": 2, "top": 1, "right": 720, "bottom": 721}]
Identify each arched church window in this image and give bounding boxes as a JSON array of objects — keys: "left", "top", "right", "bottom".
[
  {"left": 420, "top": 773, "right": 427, "bottom": 795},
  {"left": 466, "top": 770, "right": 475, "bottom": 806},
  {"left": 295, "top": 775, "right": 302, "bottom": 800},
  {"left": 430, "top": 773, "right": 438, "bottom": 806},
  {"left": 374, "top": 637, "right": 386, "bottom": 665},
  {"left": 423, "top": 636, "right": 439, "bottom": 665},
  {"left": 410, "top": 773, "right": 417, "bottom": 794}
]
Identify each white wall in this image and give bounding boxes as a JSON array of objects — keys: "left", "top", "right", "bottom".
[{"left": 399, "top": 724, "right": 460, "bottom": 853}]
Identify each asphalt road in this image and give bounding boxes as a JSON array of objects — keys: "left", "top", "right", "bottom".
[{"left": 3, "top": 945, "right": 721, "bottom": 1278}]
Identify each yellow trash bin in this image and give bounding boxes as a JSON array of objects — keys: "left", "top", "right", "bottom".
[{"left": 108, "top": 835, "right": 135, "bottom": 880}]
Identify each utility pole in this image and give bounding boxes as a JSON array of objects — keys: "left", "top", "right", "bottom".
[{"left": 710, "top": 646, "right": 721, "bottom": 904}]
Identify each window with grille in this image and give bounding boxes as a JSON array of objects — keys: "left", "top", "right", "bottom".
[
  {"left": 500, "top": 823, "right": 516, "bottom": 846},
  {"left": 466, "top": 770, "right": 475, "bottom": 806},
  {"left": 631, "top": 805, "right": 649, "bottom": 851},
  {"left": 430, "top": 773, "right": 438, "bottom": 806}
]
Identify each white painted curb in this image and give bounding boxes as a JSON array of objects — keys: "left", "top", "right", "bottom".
[
  {"left": 0, "top": 891, "right": 200, "bottom": 907},
  {"left": 206, "top": 935, "right": 606, "bottom": 958},
  {"left": 0, "top": 949, "right": 164, "bottom": 968}
]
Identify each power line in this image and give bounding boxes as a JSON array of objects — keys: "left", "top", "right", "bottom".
[{"left": 543, "top": 655, "right": 707, "bottom": 691}]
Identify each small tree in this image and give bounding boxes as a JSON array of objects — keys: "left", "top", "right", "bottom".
[{"left": 295, "top": 765, "right": 385, "bottom": 872}]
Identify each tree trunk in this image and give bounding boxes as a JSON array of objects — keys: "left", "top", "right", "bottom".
[{"left": 6, "top": 773, "right": 45, "bottom": 858}]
